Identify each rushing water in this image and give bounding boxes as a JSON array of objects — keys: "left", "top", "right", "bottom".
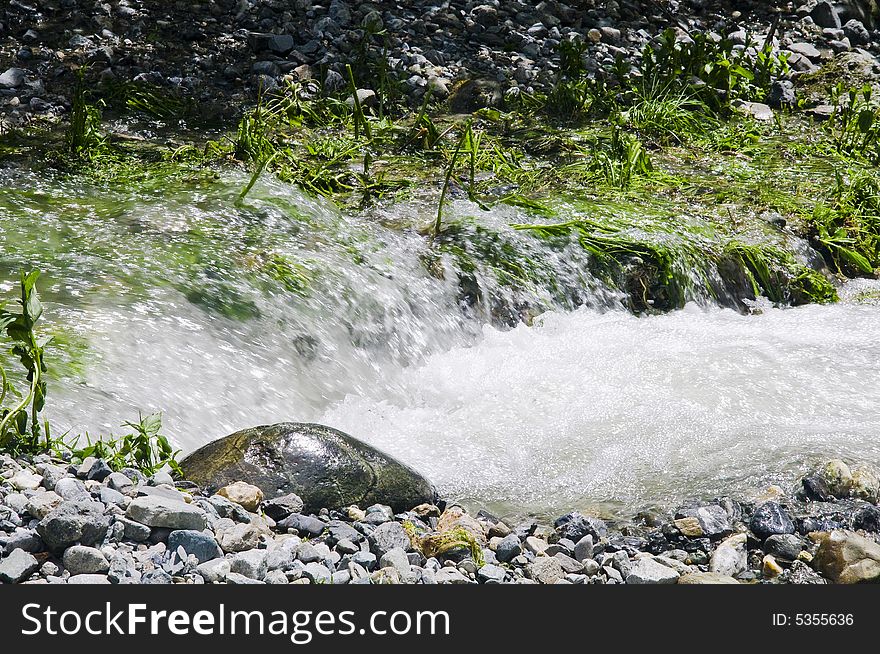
[{"left": 2, "top": 165, "right": 879, "bottom": 519}]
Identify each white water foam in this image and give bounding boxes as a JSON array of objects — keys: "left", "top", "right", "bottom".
[{"left": 319, "top": 297, "right": 880, "bottom": 517}]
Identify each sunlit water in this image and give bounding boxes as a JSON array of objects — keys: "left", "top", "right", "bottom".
[{"left": 2, "top": 166, "right": 879, "bottom": 518}]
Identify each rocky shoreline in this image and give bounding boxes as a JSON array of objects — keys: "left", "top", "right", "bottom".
[{"left": 2, "top": 445, "right": 880, "bottom": 584}]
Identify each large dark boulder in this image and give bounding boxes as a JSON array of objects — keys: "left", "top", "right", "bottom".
[{"left": 180, "top": 423, "right": 436, "bottom": 513}]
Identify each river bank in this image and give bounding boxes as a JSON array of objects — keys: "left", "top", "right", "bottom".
[{"left": 2, "top": 446, "right": 880, "bottom": 584}]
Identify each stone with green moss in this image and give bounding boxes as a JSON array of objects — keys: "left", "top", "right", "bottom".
[{"left": 180, "top": 422, "right": 436, "bottom": 513}]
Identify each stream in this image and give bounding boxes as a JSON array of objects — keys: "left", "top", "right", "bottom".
[{"left": 2, "top": 164, "right": 879, "bottom": 519}]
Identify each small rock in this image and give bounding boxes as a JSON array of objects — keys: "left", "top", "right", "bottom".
[
  {"left": 10, "top": 470, "right": 42, "bottom": 491},
  {"left": 573, "top": 535, "right": 594, "bottom": 562},
  {"left": 230, "top": 549, "right": 267, "bottom": 580},
  {"left": 216, "top": 482, "right": 264, "bottom": 512},
  {"left": 495, "top": 533, "right": 522, "bottom": 563},
  {"left": 197, "top": 558, "right": 231, "bottom": 583},
  {"left": 526, "top": 556, "right": 565, "bottom": 584},
  {"left": 62, "top": 545, "right": 109, "bottom": 575},
  {"left": 0, "top": 549, "right": 39, "bottom": 583},
  {"left": 434, "top": 567, "right": 471, "bottom": 584},
  {"left": 0, "top": 68, "right": 25, "bottom": 89},
  {"left": 126, "top": 496, "right": 207, "bottom": 530},
  {"left": 709, "top": 533, "right": 747, "bottom": 577},
  {"left": 86, "top": 459, "right": 113, "bottom": 482},
  {"left": 261, "top": 493, "right": 304, "bottom": 521},
  {"left": 554, "top": 512, "right": 606, "bottom": 542},
  {"left": 368, "top": 521, "right": 412, "bottom": 556},
  {"left": 764, "top": 534, "right": 804, "bottom": 561},
  {"left": 226, "top": 571, "right": 263, "bottom": 584},
  {"left": 852, "top": 504, "right": 880, "bottom": 532},
  {"left": 763, "top": 554, "right": 783, "bottom": 578},
  {"left": 626, "top": 557, "right": 680, "bottom": 584},
  {"left": 524, "top": 536, "right": 549, "bottom": 554},
  {"left": 37, "top": 500, "right": 111, "bottom": 551},
  {"left": 788, "top": 559, "right": 826, "bottom": 584},
  {"left": 168, "top": 530, "right": 222, "bottom": 564},
  {"left": 105, "top": 472, "right": 133, "bottom": 492},
  {"left": 276, "top": 513, "right": 325, "bottom": 537},
  {"left": 788, "top": 42, "right": 822, "bottom": 60},
  {"left": 302, "top": 562, "right": 331, "bottom": 584},
  {"left": 214, "top": 517, "right": 269, "bottom": 553},
  {"left": 811, "top": 1, "right": 841, "bottom": 29},
  {"left": 822, "top": 459, "right": 853, "bottom": 498},
  {"left": 731, "top": 100, "right": 773, "bottom": 122},
  {"left": 842, "top": 19, "right": 870, "bottom": 46},
  {"left": 477, "top": 563, "right": 506, "bottom": 583},
  {"left": 850, "top": 465, "right": 880, "bottom": 502},
  {"left": 750, "top": 502, "right": 795, "bottom": 540}
]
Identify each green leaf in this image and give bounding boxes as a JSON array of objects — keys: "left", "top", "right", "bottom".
[{"left": 837, "top": 247, "right": 874, "bottom": 273}]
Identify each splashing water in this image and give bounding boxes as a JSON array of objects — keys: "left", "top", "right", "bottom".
[
  {"left": 321, "top": 299, "right": 880, "bottom": 517},
  {"left": 2, "top": 167, "right": 879, "bottom": 518}
]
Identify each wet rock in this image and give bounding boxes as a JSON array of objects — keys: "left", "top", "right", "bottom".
[
  {"left": 675, "top": 504, "right": 732, "bottom": 539},
  {"left": 750, "top": 502, "right": 795, "bottom": 540},
  {"left": 180, "top": 423, "right": 435, "bottom": 513},
  {"left": 821, "top": 459, "right": 853, "bottom": 498},
  {"left": 850, "top": 465, "right": 880, "bottom": 502},
  {"left": 813, "top": 530, "right": 880, "bottom": 583},
  {"left": 555, "top": 512, "right": 606, "bottom": 542}
]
